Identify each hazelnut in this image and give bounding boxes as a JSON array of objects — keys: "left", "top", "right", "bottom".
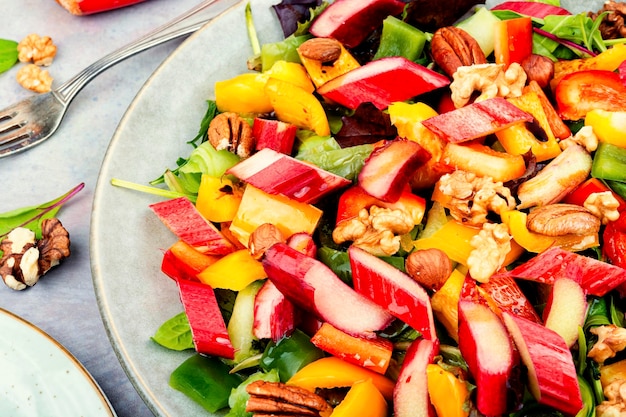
[
  {"left": 405, "top": 248, "right": 452, "bottom": 291},
  {"left": 520, "top": 54, "right": 554, "bottom": 89}
]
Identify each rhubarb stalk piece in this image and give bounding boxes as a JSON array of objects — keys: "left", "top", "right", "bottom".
[
  {"left": 263, "top": 243, "right": 395, "bottom": 337},
  {"left": 227, "top": 148, "right": 350, "bottom": 204}
]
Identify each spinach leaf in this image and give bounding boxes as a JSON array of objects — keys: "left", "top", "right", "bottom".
[
  {"left": 0, "top": 182, "right": 84, "bottom": 240},
  {"left": 151, "top": 311, "right": 194, "bottom": 351},
  {"left": 0, "top": 39, "right": 18, "bottom": 74}
]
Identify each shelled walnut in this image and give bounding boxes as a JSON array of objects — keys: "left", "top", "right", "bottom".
[
  {"left": 16, "top": 64, "right": 53, "bottom": 93},
  {"left": 17, "top": 33, "right": 57, "bottom": 66},
  {"left": 0, "top": 218, "right": 70, "bottom": 291}
]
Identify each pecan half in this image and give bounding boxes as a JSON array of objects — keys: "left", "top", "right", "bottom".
[
  {"left": 526, "top": 204, "right": 601, "bottom": 236},
  {"left": 431, "top": 26, "right": 487, "bottom": 78},
  {"left": 246, "top": 380, "right": 333, "bottom": 417},
  {"left": 298, "top": 38, "right": 342, "bottom": 63},
  {"left": 208, "top": 112, "right": 255, "bottom": 158}
]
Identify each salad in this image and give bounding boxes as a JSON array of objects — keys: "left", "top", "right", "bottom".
[{"left": 116, "top": 0, "right": 626, "bottom": 416}]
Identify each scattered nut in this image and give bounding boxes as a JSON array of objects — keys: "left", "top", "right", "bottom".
[
  {"left": 16, "top": 64, "right": 53, "bottom": 93},
  {"left": 246, "top": 380, "right": 333, "bottom": 417},
  {"left": 405, "top": 248, "right": 452, "bottom": 291},
  {"left": 596, "top": 379, "right": 626, "bottom": 417},
  {"left": 588, "top": 324, "right": 626, "bottom": 363},
  {"left": 208, "top": 112, "right": 255, "bottom": 158},
  {"left": 17, "top": 34, "right": 57, "bottom": 66},
  {"left": 0, "top": 218, "right": 70, "bottom": 291},
  {"left": 436, "top": 170, "right": 516, "bottom": 226},
  {"left": 249, "top": 223, "right": 285, "bottom": 259},
  {"left": 584, "top": 191, "right": 621, "bottom": 225},
  {"left": 450, "top": 62, "right": 526, "bottom": 108},
  {"left": 526, "top": 203, "right": 601, "bottom": 236},
  {"left": 560, "top": 125, "right": 598, "bottom": 153},
  {"left": 298, "top": 38, "right": 342, "bottom": 63},
  {"left": 332, "top": 206, "right": 414, "bottom": 256},
  {"left": 467, "top": 222, "right": 512, "bottom": 283},
  {"left": 520, "top": 54, "right": 554, "bottom": 89},
  {"left": 430, "top": 26, "right": 487, "bottom": 78}
]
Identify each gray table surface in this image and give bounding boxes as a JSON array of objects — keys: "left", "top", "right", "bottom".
[{"left": 0, "top": 0, "right": 216, "bottom": 415}]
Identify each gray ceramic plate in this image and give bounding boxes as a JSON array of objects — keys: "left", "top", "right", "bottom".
[
  {"left": 91, "top": 1, "right": 607, "bottom": 416},
  {"left": 0, "top": 308, "right": 116, "bottom": 417},
  {"left": 91, "top": 1, "right": 280, "bottom": 416}
]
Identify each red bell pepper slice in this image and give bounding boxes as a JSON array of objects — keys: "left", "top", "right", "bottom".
[
  {"left": 494, "top": 17, "right": 533, "bottom": 66},
  {"left": 555, "top": 70, "right": 626, "bottom": 121},
  {"left": 56, "top": 0, "right": 147, "bottom": 15},
  {"left": 563, "top": 178, "right": 626, "bottom": 212},
  {"left": 604, "top": 211, "right": 626, "bottom": 270},
  {"left": 335, "top": 184, "right": 426, "bottom": 225}
]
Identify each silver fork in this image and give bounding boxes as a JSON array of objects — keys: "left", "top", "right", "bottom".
[{"left": 0, "top": 0, "right": 242, "bottom": 158}]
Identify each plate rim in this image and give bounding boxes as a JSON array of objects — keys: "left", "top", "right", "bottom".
[{"left": 0, "top": 307, "right": 117, "bottom": 417}]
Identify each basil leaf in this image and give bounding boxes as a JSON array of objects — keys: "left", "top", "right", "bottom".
[
  {"left": 0, "top": 39, "right": 18, "bottom": 74},
  {"left": 151, "top": 312, "right": 194, "bottom": 351},
  {"left": 0, "top": 183, "right": 84, "bottom": 240}
]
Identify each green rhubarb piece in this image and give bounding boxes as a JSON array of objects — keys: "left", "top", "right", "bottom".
[{"left": 374, "top": 16, "right": 426, "bottom": 62}]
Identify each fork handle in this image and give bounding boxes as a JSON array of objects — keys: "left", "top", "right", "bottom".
[{"left": 55, "top": 0, "right": 242, "bottom": 103}]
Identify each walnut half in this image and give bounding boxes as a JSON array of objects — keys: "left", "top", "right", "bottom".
[{"left": 0, "top": 218, "right": 70, "bottom": 291}]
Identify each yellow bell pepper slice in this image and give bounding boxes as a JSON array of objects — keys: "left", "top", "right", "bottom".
[
  {"left": 229, "top": 185, "right": 322, "bottom": 247},
  {"left": 430, "top": 268, "right": 465, "bottom": 341},
  {"left": 298, "top": 42, "right": 361, "bottom": 88},
  {"left": 197, "top": 249, "right": 266, "bottom": 291},
  {"left": 413, "top": 219, "right": 479, "bottom": 265},
  {"left": 265, "top": 77, "right": 330, "bottom": 136},
  {"left": 496, "top": 91, "right": 561, "bottom": 162},
  {"left": 552, "top": 43, "right": 626, "bottom": 90},
  {"left": 427, "top": 364, "right": 470, "bottom": 417},
  {"left": 585, "top": 109, "right": 626, "bottom": 149},
  {"left": 414, "top": 218, "right": 524, "bottom": 266},
  {"left": 287, "top": 356, "right": 395, "bottom": 401},
  {"left": 330, "top": 379, "right": 388, "bottom": 417},
  {"left": 215, "top": 72, "right": 273, "bottom": 114},
  {"left": 195, "top": 175, "right": 243, "bottom": 223},
  {"left": 265, "top": 60, "right": 315, "bottom": 93}
]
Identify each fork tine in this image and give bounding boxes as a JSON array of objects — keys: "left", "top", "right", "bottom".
[{"left": 0, "top": 123, "right": 32, "bottom": 147}]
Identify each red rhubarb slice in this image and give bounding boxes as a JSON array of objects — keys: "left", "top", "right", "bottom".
[
  {"left": 357, "top": 139, "right": 431, "bottom": 202},
  {"left": 176, "top": 278, "right": 234, "bottom": 359},
  {"left": 262, "top": 243, "right": 394, "bottom": 337},
  {"left": 349, "top": 246, "right": 437, "bottom": 340},
  {"left": 393, "top": 338, "right": 438, "bottom": 417},
  {"left": 252, "top": 280, "right": 296, "bottom": 342},
  {"left": 479, "top": 274, "right": 541, "bottom": 323},
  {"left": 506, "top": 247, "right": 626, "bottom": 296},
  {"left": 317, "top": 56, "right": 450, "bottom": 110},
  {"left": 458, "top": 299, "right": 514, "bottom": 416},
  {"left": 253, "top": 118, "right": 297, "bottom": 155},
  {"left": 422, "top": 97, "right": 533, "bottom": 143},
  {"left": 149, "top": 197, "right": 235, "bottom": 255},
  {"left": 226, "top": 148, "right": 350, "bottom": 204},
  {"left": 502, "top": 312, "right": 583, "bottom": 416},
  {"left": 309, "top": 0, "right": 406, "bottom": 48}
]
